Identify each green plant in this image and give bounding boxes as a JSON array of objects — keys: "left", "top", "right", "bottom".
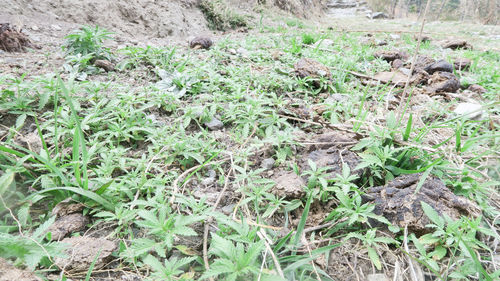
[
  {"left": 345, "top": 229, "right": 398, "bottom": 270},
  {"left": 63, "top": 25, "right": 113, "bottom": 61},
  {"left": 199, "top": 0, "right": 247, "bottom": 31}
]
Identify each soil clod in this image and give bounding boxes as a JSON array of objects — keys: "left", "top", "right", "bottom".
[
  {"left": 426, "top": 71, "right": 460, "bottom": 93},
  {"left": 55, "top": 237, "right": 117, "bottom": 273},
  {"left": 373, "top": 50, "right": 408, "bottom": 62},
  {"left": 364, "top": 173, "right": 480, "bottom": 235},
  {"left": 454, "top": 57, "right": 472, "bottom": 71},
  {"left": 190, "top": 36, "right": 213, "bottom": 49},
  {"left": 94, "top": 59, "right": 115, "bottom": 72},
  {"left": 0, "top": 23, "right": 36, "bottom": 52},
  {"left": 442, "top": 39, "right": 472, "bottom": 50}
]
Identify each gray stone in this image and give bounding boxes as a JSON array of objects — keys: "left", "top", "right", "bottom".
[
  {"left": 51, "top": 24, "right": 62, "bottom": 31},
  {"left": 201, "top": 177, "right": 215, "bottom": 186},
  {"left": 204, "top": 117, "right": 223, "bottom": 131},
  {"left": 453, "top": 102, "right": 483, "bottom": 120},
  {"left": 222, "top": 204, "right": 236, "bottom": 215},
  {"left": 371, "top": 12, "right": 388, "bottom": 19},
  {"left": 367, "top": 273, "right": 389, "bottom": 281},
  {"left": 261, "top": 158, "right": 275, "bottom": 170}
]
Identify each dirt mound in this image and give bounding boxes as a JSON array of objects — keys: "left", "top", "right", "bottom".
[
  {"left": 0, "top": 0, "right": 326, "bottom": 43},
  {"left": 0, "top": 0, "right": 209, "bottom": 40}
]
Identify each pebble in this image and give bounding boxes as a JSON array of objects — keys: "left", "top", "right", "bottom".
[
  {"left": 228, "top": 48, "right": 237, "bottom": 55},
  {"left": 201, "top": 177, "right": 215, "bottom": 186},
  {"left": 204, "top": 117, "right": 224, "bottom": 131},
  {"left": 31, "top": 25, "right": 39, "bottom": 31},
  {"left": 261, "top": 158, "right": 275, "bottom": 170},
  {"left": 453, "top": 102, "right": 483, "bottom": 119},
  {"left": 389, "top": 33, "right": 400, "bottom": 40},
  {"left": 51, "top": 24, "right": 62, "bottom": 31},
  {"left": 222, "top": 204, "right": 236, "bottom": 215}
]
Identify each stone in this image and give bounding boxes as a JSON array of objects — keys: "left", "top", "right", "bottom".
[
  {"left": 272, "top": 171, "right": 305, "bottom": 199},
  {"left": 370, "top": 71, "right": 408, "bottom": 87},
  {"left": 51, "top": 199, "right": 85, "bottom": 217},
  {"left": 442, "top": 39, "right": 472, "bottom": 50},
  {"left": 454, "top": 58, "right": 472, "bottom": 71},
  {"left": 427, "top": 72, "right": 460, "bottom": 93},
  {"left": 363, "top": 173, "right": 480, "bottom": 235},
  {"left": 47, "top": 213, "right": 89, "bottom": 241},
  {"left": 415, "top": 35, "right": 432, "bottom": 42},
  {"left": 228, "top": 48, "right": 237, "bottom": 55},
  {"left": 312, "top": 39, "right": 334, "bottom": 49},
  {"left": 373, "top": 50, "right": 408, "bottom": 62},
  {"left": 453, "top": 102, "right": 483, "bottom": 119},
  {"left": 50, "top": 24, "right": 62, "bottom": 31},
  {"left": 94, "top": 59, "right": 115, "bottom": 72},
  {"left": 294, "top": 58, "right": 331, "bottom": 79},
  {"left": 261, "top": 158, "right": 275, "bottom": 170},
  {"left": 424, "top": 59, "right": 453, "bottom": 74},
  {"left": 55, "top": 237, "right": 117, "bottom": 272},
  {"left": 189, "top": 36, "right": 213, "bottom": 49},
  {"left": 204, "top": 117, "right": 223, "bottom": 131},
  {"left": 31, "top": 25, "right": 39, "bottom": 31},
  {"left": 367, "top": 274, "right": 390, "bottom": 281},
  {"left": 391, "top": 58, "right": 404, "bottom": 69},
  {"left": 222, "top": 204, "right": 236, "bottom": 215},
  {"left": 413, "top": 55, "right": 436, "bottom": 71},
  {"left": 389, "top": 33, "right": 400, "bottom": 40},
  {"left": 370, "top": 12, "right": 389, "bottom": 19},
  {"left": 468, "top": 84, "right": 486, "bottom": 94}
]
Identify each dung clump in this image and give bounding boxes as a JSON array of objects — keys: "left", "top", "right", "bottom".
[{"left": 0, "top": 23, "right": 36, "bottom": 52}]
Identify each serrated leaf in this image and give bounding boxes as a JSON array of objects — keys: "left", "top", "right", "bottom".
[{"left": 367, "top": 247, "right": 381, "bottom": 270}]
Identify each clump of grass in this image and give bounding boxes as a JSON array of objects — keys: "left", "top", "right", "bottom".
[
  {"left": 199, "top": 0, "right": 247, "bottom": 31},
  {"left": 62, "top": 25, "right": 113, "bottom": 61},
  {"left": 301, "top": 33, "right": 318, "bottom": 45}
]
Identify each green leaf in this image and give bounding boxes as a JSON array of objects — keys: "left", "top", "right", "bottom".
[
  {"left": 367, "top": 247, "right": 382, "bottom": 270},
  {"left": 15, "top": 114, "right": 27, "bottom": 130},
  {"left": 293, "top": 192, "right": 312, "bottom": 246},
  {"left": 403, "top": 113, "right": 413, "bottom": 141},
  {"left": 420, "top": 201, "right": 444, "bottom": 228},
  {"left": 34, "top": 186, "right": 114, "bottom": 211}
]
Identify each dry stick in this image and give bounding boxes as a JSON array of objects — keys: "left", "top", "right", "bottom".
[
  {"left": 257, "top": 229, "right": 285, "bottom": 279},
  {"left": 202, "top": 168, "right": 233, "bottom": 281},
  {"left": 396, "top": 0, "right": 433, "bottom": 123}
]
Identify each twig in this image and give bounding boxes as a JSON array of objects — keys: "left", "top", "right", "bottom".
[
  {"left": 301, "top": 234, "right": 322, "bottom": 281},
  {"left": 257, "top": 229, "right": 285, "bottom": 278},
  {"left": 397, "top": 0, "right": 433, "bottom": 122},
  {"left": 203, "top": 167, "right": 233, "bottom": 280}
]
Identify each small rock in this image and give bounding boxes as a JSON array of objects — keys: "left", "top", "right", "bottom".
[
  {"left": 376, "top": 40, "right": 388, "bottom": 46},
  {"left": 454, "top": 58, "right": 472, "bottom": 71},
  {"left": 221, "top": 204, "right": 235, "bottom": 215},
  {"left": 391, "top": 58, "right": 404, "bottom": 69},
  {"left": 424, "top": 59, "right": 453, "bottom": 74},
  {"left": 204, "top": 117, "right": 223, "bottom": 131},
  {"left": 442, "top": 39, "right": 472, "bottom": 50},
  {"left": 272, "top": 171, "right": 305, "bottom": 199},
  {"left": 370, "top": 12, "right": 389, "bottom": 19},
  {"left": 453, "top": 103, "right": 483, "bottom": 119},
  {"left": 415, "top": 35, "right": 432, "bottom": 42},
  {"left": 55, "top": 237, "right": 117, "bottom": 272},
  {"left": 373, "top": 50, "right": 408, "bottom": 62},
  {"left": 261, "top": 158, "right": 275, "bottom": 170},
  {"left": 94, "top": 59, "right": 115, "bottom": 72},
  {"left": 190, "top": 36, "right": 213, "bottom": 49},
  {"left": 228, "top": 48, "right": 237, "bottom": 55},
  {"left": 294, "top": 58, "right": 331, "bottom": 79},
  {"left": 312, "top": 39, "right": 335, "bottom": 49},
  {"left": 50, "top": 24, "right": 62, "bottom": 31},
  {"left": 31, "top": 25, "right": 39, "bottom": 31},
  {"left": 51, "top": 199, "right": 85, "bottom": 217},
  {"left": 47, "top": 213, "right": 89, "bottom": 241},
  {"left": 201, "top": 177, "right": 215, "bottom": 186},
  {"left": 468, "top": 84, "right": 486, "bottom": 94},
  {"left": 325, "top": 94, "right": 348, "bottom": 103},
  {"left": 389, "top": 33, "right": 400, "bottom": 40},
  {"left": 367, "top": 274, "right": 390, "bottom": 281}
]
